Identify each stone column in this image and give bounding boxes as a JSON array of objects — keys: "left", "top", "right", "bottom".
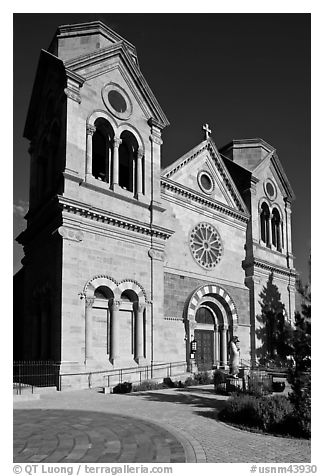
[
  {"left": 148, "top": 118, "right": 163, "bottom": 205},
  {"left": 284, "top": 198, "right": 293, "bottom": 267},
  {"left": 136, "top": 148, "right": 144, "bottom": 197},
  {"left": 110, "top": 300, "right": 121, "bottom": 363},
  {"left": 135, "top": 303, "right": 145, "bottom": 362},
  {"left": 215, "top": 324, "right": 220, "bottom": 367},
  {"left": 86, "top": 124, "right": 96, "bottom": 178},
  {"left": 221, "top": 325, "right": 228, "bottom": 367},
  {"left": 85, "top": 297, "right": 94, "bottom": 361},
  {"left": 268, "top": 214, "right": 272, "bottom": 248},
  {"left": 112, "top": 137, "right": 122, "bottom": 189}
]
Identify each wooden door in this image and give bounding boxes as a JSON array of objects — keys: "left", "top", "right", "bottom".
[{"left": 195, "top": 329, "right": 214, "bottom": 371}]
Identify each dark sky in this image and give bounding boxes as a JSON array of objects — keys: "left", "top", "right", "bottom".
[{"left": 13, "top": 13, "right": 311, "bottom": 280}]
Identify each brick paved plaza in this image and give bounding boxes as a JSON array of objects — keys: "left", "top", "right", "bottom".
[{"left": 13, "top": 385, "right": 311, "bottom": 463}]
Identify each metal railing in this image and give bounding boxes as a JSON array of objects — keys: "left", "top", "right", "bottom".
[
  {"left": 59, "top": 360, "right": 188, "bottom": 390},
  {"left": 13, "top": 361, "right": 60, "bottom": 394}
]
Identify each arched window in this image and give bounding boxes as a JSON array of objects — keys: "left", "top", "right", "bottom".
[
  {"left": 271, "top": 208, "right": 282, "bottom": 251},
  {"left": 92, "top": 118, "right": 114, "bottom": 183},
  {"left": 195, "top": 306, "right": 214, "bottom": 325},
  {"left": 119, "top": 130, "right": 138, "bottom": 192},
  {"left": 121, "top": 290, "right": 138, "bottom": 355},
  {"left": 260, "top": 202, "right": 270, "bottom": 246},
  {"left": 93, "top": 285, "right": 114, "bottom": 356}
]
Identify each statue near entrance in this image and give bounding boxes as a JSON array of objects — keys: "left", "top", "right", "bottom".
[{"left": 229, "top": 336, "right": 240, "bottom": 378}]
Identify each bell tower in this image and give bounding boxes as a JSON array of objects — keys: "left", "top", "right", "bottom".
[{"left": 17, "top": 21, "right": 173, "bottom": 385}]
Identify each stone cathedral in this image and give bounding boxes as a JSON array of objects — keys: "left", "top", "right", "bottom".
[{"left": 14, "top": 21, "right": 297, "bottom": 388}]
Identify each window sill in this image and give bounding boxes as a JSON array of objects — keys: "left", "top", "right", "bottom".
[{"left": 81, "top": 175, "right": 150, "bottom": 209}]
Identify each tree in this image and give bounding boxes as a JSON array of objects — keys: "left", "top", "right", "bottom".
[
  {"left": 288, "top": 277, "right": 311, "bottom": 438},
  {"left": 256, "top": 273, "right": 294, "bottom": 366}
]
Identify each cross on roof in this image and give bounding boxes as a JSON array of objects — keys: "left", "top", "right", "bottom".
[{"left": 202, "top": 123, "right": 212, "bottom": 140}]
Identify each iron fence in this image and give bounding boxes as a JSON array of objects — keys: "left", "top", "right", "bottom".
[
  {"left": 59, "top": 360, "right": 188, "bottom": 390},
  {"left": 13, "top": 361, "right": 60, "bottom": 394}
]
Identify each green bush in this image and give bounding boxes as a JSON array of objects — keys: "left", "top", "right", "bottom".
[
  {"left": 257, "top": 395, "right": 293, "bottom": 432},
  {"left": 213, "top": 370, "right": 227, "bottom": 385},
  {"left": 193, "top": 371, "right": 213, "bottom": 385},
  {"left": 184, "top": 376, "right": 195, "bottom": 387},
  {"left": 288, "top": 372, "right": 311, "bottom": 438},
  {"left": 220, "top": 393, "right": 295, "bottom": 435},
  {"left": 247, "top": 373, "right": 273, "bottom": 396},
  {"left": 213, "top": 370, "right": 228, "bottom": 394},
  {"left": 112, "top": 381, "right": 132, "bottom": 394},
  {"left": 132, "top": 380, "right": 163, "bottom": 392}
]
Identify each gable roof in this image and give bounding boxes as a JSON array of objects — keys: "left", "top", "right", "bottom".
[
  {"left": 220, "top": 138, "right": 295, "bottom": 201},
  {"left": 63, "top": 42, "right": 169, "bottom": 129},
  {"left": 162, "top": 138, "right": 249, "bottom": 214}
]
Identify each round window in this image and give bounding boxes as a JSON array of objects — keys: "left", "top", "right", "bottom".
[
  {"left": 108, "top": 90, "right": 127, "bottom": 113},
  {"left": 197, "top": 170, "right": 214, "bottom": 195},
  {"left": 264, "top": 179, "right": 277, "bottom": 200},
  {"left": 102, "top": 82, "right": 132, "bottom": 119},
  {"left": 189, "top": 222, "right": 223, "bottom": 269}
]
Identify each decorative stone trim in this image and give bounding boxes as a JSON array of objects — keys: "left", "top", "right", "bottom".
[
  {"left": 163, "top": 141, "right": 246, "bottom": 212},
  {"left": 242, "top": 257, "right": 298, "bottom": 278},
  {"left": 161, "top": 178, "right": 249, "bottom": 223},
  {"left": 58, "top": 197, "right": 173, "bottom": 240},
  {"left": 57, "top": 226, "right": 84, "bottom": 242},
  {"left": 164, "top": 317, "right": 183, "bottom": 321},
  {"left": 119, "top": 279, "right": 147, "bottom": 302},
  {"left": 185, "top": 284, "right": 239, "bottom": 327},
  {"left": 83, "top": 275, "right": 147, "bottom": 303},
  {"left": 148, "top": 248, "right": 164, "bottom": 261},
  {"left": 189, "top": 222, "right": 223, "bottom": 269},
  {"left": 64, "top": 71, "right": 85, "bottom": 104}
]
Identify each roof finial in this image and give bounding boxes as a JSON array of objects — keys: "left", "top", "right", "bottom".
[{"left": 202, "top": 123, "right": 211, "bottom": 140}]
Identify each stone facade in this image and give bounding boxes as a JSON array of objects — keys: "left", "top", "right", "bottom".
[{"left": 15, "top": 21, "right": 297, "bottom": 387}]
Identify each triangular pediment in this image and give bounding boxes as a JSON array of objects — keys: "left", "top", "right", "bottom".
[
  {"left": 64, "top": 42, "right": 169, "bottom": 128},
  {"left": 253, "top": 151, "right": 295, "bottom": 201},
  {"left": 162, "top": 139, "right": 248, "bottom": 213}
]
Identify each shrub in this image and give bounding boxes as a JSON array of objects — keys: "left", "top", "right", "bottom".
[
  {"left": 163, "top": 377, "right": 176, "bottom": 387},
  {"left": 112, "top": 381, "right": 132, "bottom": 394},
  {"left": 220, "top": 393, "right": 294, "bottom": 435},
  {"left": 193, "top": 371, "right": 213, "bottom": 385},
  {"left": 220, "top": 393, "right": 262, "bottom": 428},
  {"left": 213, "top": 370, "right": 228, "bottom": 394},
  {"left": 213, "top": 370, "right": 227, "bottom": 385},
  {"left": 184, "top": 376, "right": 195, "bottom": 387},
  {"left": 257, "top": 395, "right": 293, "bottom": 432},
  {"left": 288, "top": 372, "right": 311, "bottom": 438},
  {"left": 132, "top": 380, "right": 163, "bottom": 392},
  {"left": 247, "top": 373, "right": 273, "bottom": 396}
]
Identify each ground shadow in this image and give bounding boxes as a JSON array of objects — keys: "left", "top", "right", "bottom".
[{"left": 125, "top": 386, "right": 228, "bottom": 417}]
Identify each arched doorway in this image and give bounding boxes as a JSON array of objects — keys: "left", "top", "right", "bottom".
[{"left": 185, "top": 284, "right": 239, "bottom": 371}]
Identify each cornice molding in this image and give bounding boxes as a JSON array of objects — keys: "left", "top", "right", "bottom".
[
  {"left": 64, "top": 42, "right": 169, "bottom": 129},
  {"left": 242, "top": 257, "right": 298, "bottom": 278},
  {"left": 161, "top": 177, "right": 249, "bottom": 224},
  {"left": 58, "top": 196, "right": 174, "bottom": 240},
  {"left": 162, "top": 140, "right": 247, "bottom": 213}
]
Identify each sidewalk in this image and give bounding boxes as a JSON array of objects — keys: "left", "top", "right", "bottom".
[{"left": 14, "top": 385, "right": 311, "bottom": 463}]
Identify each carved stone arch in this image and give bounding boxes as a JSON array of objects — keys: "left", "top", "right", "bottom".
[
  {"left": 84, "top": 275, "right": 119, "bottom": 299},
  {"left": 258, "top": 197, "right": 272, "bottom": 212},
  {"left": 87, "top": 110, "right": 118, "bottom": 133},
  {"left": 185, "top": 283, "right": 238, "bottom": 329},
  {"left": 118, "top": 279, "right": 147, "bottom": 304},
  {"left": 270, "top": 202, "right": 284, "bottom": 220},
  {"left": 196, "top": 295, "right": 229, "bottom": 326},
  {"left": 117, "top": 123, "right": 145, "bottom": 152}
]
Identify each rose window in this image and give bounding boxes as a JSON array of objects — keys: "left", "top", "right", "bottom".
[{"left": 189, "top": 223, "right": 223, "bottom": 269}]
